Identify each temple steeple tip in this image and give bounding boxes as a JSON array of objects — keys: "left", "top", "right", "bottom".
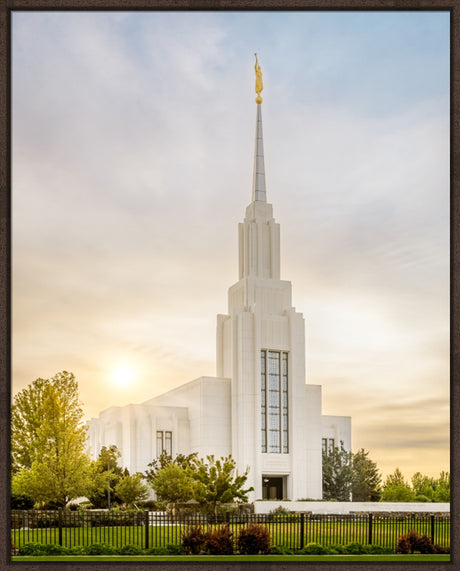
[
  {"left": 252, "top": 54, "right": 267, "bottom": 202},
  {"left": 254, "top": 53, "right": 263, "bottom": 104}
]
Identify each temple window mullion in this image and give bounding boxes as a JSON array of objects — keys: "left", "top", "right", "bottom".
[{"left": 261, "top": 349, "right": 288, "bottom": 454}]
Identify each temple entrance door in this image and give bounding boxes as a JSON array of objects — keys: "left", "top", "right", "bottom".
[{"left": 262, "top": 477, "right": 284, "bottom": 500}]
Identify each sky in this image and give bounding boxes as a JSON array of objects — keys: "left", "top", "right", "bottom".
[{"left": 12, "top": 10, "right": 449, "bottom": 481}]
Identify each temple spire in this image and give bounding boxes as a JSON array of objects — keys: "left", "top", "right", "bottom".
[{"left": 252, "top": 54, "right": 266, "bottom": 202}]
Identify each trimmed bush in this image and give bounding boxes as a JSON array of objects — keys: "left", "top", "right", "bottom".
[
  {"left": 204, "top": 524, "right": 234, "bottom": 555},
  {"left": 82, "top": 543, "right": 117, "bottom": 555},
  {"left": 344, "top": 542, "right": 366, "bottom": 555},
  {"left": 18, "top": 543, "right": 46, "bottom": 556},
  {"left": 299, "top": 542, "right": 328, "bottom": 555},
  {"left": 181, "top": 525, "right": 207, "bottom": 555},
  {"left": 146, "top": 546, "right": 169, "bottom": 555},
  {"left": 118, "top": 544, "right": 143, "bottom": 555},
  {"left": 365, "top": 544, "right": 394, "bottom": 554},
  {"left": 328, "top": 544, "right": 345, "bottom": 554},
  {"left": 237, "top": 523, "right": 271, "bottom": 555},
  {"left": 17, "top": 543, "right": 70, "bottom": 556},
  {"left": 69, "top": 546, "right": 87, "bottom": 555},
  {"left": 166, "top": 543, "right": 186, "bottom": 555},
  {"left": 269, "top": 545, "right": 293, "bottom": 555},
  {"left": 41, "top": 544, "right": 71, "bottom": 555}
]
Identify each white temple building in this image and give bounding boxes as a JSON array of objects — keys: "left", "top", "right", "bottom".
[{"left": 87, "top": 66, "right": 351, "bottom": 501}]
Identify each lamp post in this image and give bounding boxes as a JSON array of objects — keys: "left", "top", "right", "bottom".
[
  {"left": 263, "top": 478, "right": 269, "bottom": 500},
  {"left": 107, "top": 461, "right": 111, "bottom": 510}
]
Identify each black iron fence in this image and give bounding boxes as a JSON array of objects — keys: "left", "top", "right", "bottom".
[{"left": 11, "top": 510, "right": 450, "bottom": 552}]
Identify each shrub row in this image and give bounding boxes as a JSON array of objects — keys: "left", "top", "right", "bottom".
[
  {"left": 15, "top": 540, "right": 401, "bottom": 557},
  {"left": 12, "top": 510, "right": 145, "bottom": 529},
  {"left": 15, "top": 530, "right": 450, "bottom": 557},
  {"left": 17, "top": 542, "right": 187, "bottom": 556},
  {"left": 273, "top": 542, "right": 395, "bottom": 555}
]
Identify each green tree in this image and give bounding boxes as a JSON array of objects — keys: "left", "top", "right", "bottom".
[
  {"left": 145, "top": 451, "right": 197, "bottom": 483},
  {"left": 351, "top": 448, "right": 382, "bottom": 501},
  {"left": 381, "top": 468, "right": 415, "bottom": 502},
  {"left": 114, "top": 473, "right": 149, "bottom": 508},
  {"left": 411, "top": 472, "right": 435, "bottom": 502},
  {"left": 86, "top": 446, "right": 125, "bottom": 508},
  {"left": 193, "top": 455, "right": 253, "bottom": 512},
  {"left": 11, "top": 371, "right": 91, "bottom": 506},
  {"left": 433, "top": 471, "right": 450, "bottom": 502},
  {"left": 147, "top": 453, "right": 253, "bottom": 509},
  {"left": 322, "top": 441, "right": 353, "bottom": 501},
  {"left": 12, "top": 377, "right": 53, "bottom": 473},
  {"left": 150, "top": 463, "right": 199, "bottom": 504}
]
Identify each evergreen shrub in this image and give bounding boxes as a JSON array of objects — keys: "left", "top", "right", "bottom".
[
  {"left": 118, "top": 544, "right": 143, "bottom": 555},
  {"left": 146, "top": 546, "right": 169, "bottom": 555},
  {"left": 166, "top": 543, "right": 186, "bottom": 555},
  {"left": 18, "top": 543, "right": 46, "bottom": 556},
  {"left": 343, "top": 542, "right": 366, "bottom": 554},
  {"left": 365, "top": 544, "right": 394, "bottom": 554},
  {"left": 327, "top": 544, "right": 345, "bottom": 554},
  {"left": 269, "top": 545, "right": 293, "bottom": 555},
  {"left": 299, "top": 542, "right": 327, "bottom": 555},
  {"left": 82, "top": 543, "right": 117, "bottom": 555}
]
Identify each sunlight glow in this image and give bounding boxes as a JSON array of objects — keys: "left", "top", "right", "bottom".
[{"left": 112, "top": 366, "right": 134, "bottom": 388}]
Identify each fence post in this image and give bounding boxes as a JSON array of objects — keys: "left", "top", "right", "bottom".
[
  {"left": 58, "top": 508, "right": 63, "bottom": 546},
  {"left": 144, "top": 510, "right": 150, "bottom": 550},
  {"left": 299, "top": 512, "right": 305, "bottom": 550},
  {"left": 368, "top": 513, "right": 373, "bottom": 545},
  {"left": 431, "top": 514, "right": 435, "bottom": 545}
]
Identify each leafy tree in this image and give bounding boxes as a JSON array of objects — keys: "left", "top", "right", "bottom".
[
  {"left": 145, "top": 451, "right": 197, "bottom": 483},
  {"left": 381, "top": 468, "right": 415, "bottom": 502},
  {"left": 322, "top": 441, "right": 353, "bottom": 501},
  {"left": 411, "top": 472, "right": 435, "bottom": 501},
  {"left": 86, "top": 446, "right": 125, "bottom": 508},
  {"left": 11, "top": 371, "right": 91, "bottom": 506},
  {"left": 147, "top": 453, "right": 253, "bottom": 509},
  {"left": 383, "top": 467, "right": 406, "bottom": 487},
  {"left": 12, "top": 377, "right": 54, "bottom": 473},
  {"left": 351, "top": 448, "right": 382, "bottom": 501},
  {"left": 192, "top": 455, "right": 253, "bottom": 512},
  {"left": 433, "top": 471, "right": 450, "bottom": 502},
  {"left": 10, "top": 491, "right": 34, "bottom": 510},
  {"left": 151, "top": 463, "right": 199, "bottom": 504},
  {"left": 114, "top": 474, "right": 149, "bottom": 508},
  {"left": 381, "top": 482, "right": 415, "bottom": 502}
]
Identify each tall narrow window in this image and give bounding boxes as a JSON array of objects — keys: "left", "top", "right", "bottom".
[
  {"left": 261, "top": 351, "right": 267, "bottom": 453},
  {"left": 156, "top": 430, "right": 172, "bottom": 457},
  {"left": 165, "top": 431, "right": 172, "bottom": 456},
  {"left": 261, "top": 350, "right": 288, "bottom": 453},
  {"left": 156, "top": 431, "right": 163, "bottom": 457}
]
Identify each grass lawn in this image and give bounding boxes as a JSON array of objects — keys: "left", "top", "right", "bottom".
[
  {"left": 11, "top": 520, "right": 450, "bottom": 551},
  {"left": 12, "top": 555, "right": 451, "bottom": 562}
]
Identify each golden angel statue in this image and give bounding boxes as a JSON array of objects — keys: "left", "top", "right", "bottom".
[{"left": 254, "top": 53, "right": 263, "bottom": 103}]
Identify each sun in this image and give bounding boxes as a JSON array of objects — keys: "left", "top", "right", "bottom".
[{"left": 112, "top": 366, "right": 134, "bottom": 388}]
